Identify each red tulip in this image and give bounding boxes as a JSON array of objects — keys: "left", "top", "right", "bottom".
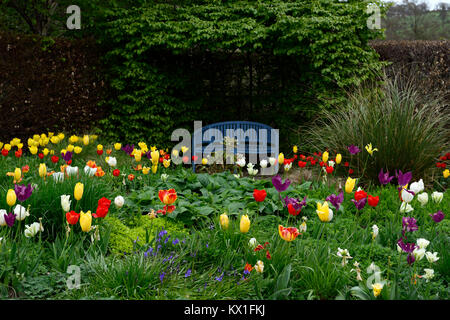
[
  {"left": 319, "top": 161, "right": 325, "bottom": 167},
  {"left": 287, "top": 203, "right": 301, "bottom": 216},
  {"left": 93, "top": 197, "right": 112, "bottom": 218},
  {"left": 113, "top": 169, "right": 120, "bottom": 177},
  {"left": 38, "top": 153, "right": 44, "bottom": 159},
  {"left": 348, "top": 169, "right": 354, "bottom": 174},
  {"left": 368, "top": 195, "right": 379, "bottom": 207},
  {"left": 300, "top": 154, "right": 306, "bottom": 160},
  {"left": 354, "top": 190, "right": 367, "bottom": 201},
  {"left": 298, "top": 161, "right": 307, "bottom": 168},
  {"left": 97, "top": 149, "right": 103, "bottom": 156},
  {"left": 15, "top": 149, "right": 22, "bottom": 158},
  {"left": 325, "top": 166, "right": 334, "bottom": 174},
  {"left": 344, "top": 162, "right": 349, "bottom": 167},
  {"left": 66, "top": 211, "right": 80, "bottom": 225},
  {"left": 253, "top": 189, "right": 267, "bottom": 202},
  {"left": 2, "top": 149, "right": 8, "bottom": 157},
  {"left": 66, "top": 160, "right": 72, "bottom": 165},
  {"left": 51, "top": 155, "right": 59, "bottom": 163}
]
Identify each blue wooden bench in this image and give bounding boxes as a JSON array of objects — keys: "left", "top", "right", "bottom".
[{"left": 191, "top": 121, "right": 279, "bottom": 173}]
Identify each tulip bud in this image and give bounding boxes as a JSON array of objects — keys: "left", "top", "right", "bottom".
[
  {"left": 322, "top": 151, "right": 329, "bottom": 163},
  {"left": 7, "top": 189, "right": 17, "bottom": 207},
  {"left": 74, "top": 182, "right": 84, "bottom": 201},
  {"left": 38, "top": 163, "right": 47, "bottom": 178},
  {"left": 83, "top": 135, "right": 89, "bottom": 145},
  {"left": 152, "top": 165, "right": 158, "bottom": 174},
  {"left": 345, "top": 177, "right": 356, "bottom": 194},
  {"left": 114, "top": 143, "right": 122, "bottom": 150},
  {"left": 14, "top": 168, "right": 21, "bottom": 181},
  {"left": 335, "top": 154, "right": 342, "bottom": 164},
  {"left": 219, "top": 213, "right": 229, "bottom": 230},
  {"left": 278, "top": 153, "right": 284, "bottom": 165},
  {"left": 114, "top": 196, "right": 125, "bottom": 209},
  {"left": 240, "top": 214, "right": 250, "bottom": 233}
]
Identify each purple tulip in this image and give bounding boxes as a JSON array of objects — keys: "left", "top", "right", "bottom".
[
  {"left": 14, "top": 184, "right": 34, "bottom": 202},
  {"left": 62, "top": 151, "right": 73, "bottom": 162},
  {"left": 398, "top": 238, "right": 418, "bottom": 265},
  {"left": 407, "top": 253, "right": 416, "bottom": 265},
  {"left": 347, "top": 145, "right": 361, "bottom": 155},
  {"left": 272, "top": 175, "right": 291, "bottom": 192},
  {"left": 122, "top": 144, "right": 134, "bottom": 155},
  {"left": 402, "top": 216, "right": 418, "bottom": 233},
  {"left": 326, "top": 191, "right": 344, "bottom": 210},
  {"left": 378, "top": 168, "right": 394, "bottom": 185},
  {"left": 396, "top": 170, "right": 412, "bottom": 187},
  {"left": 430, "top": 210, "right": 444, "bottom": 223},
  {"left": 283, "top": 196, "right": 307, "bottom": 210},
  {"left": 351, "top": 197, "right": 367, "bottom": 211},
  {"left": 4, "top": 212, "right": 15, "bottom": 227}
]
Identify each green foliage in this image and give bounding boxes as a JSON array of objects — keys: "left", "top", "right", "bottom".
[
  {"left": 307, "top": 76, "right": 450, "bottom": 184},
  {"left": 97, "top": 0, "right": 386, "bottom": 146}
]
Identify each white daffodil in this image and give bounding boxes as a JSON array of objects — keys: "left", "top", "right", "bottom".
[
  {"left": 255, "top": 260, "right": 264, "bottom": 273},
  {"left": 337, "top": 248, "right": 352, "bottom": 266},
  {"left": 417, "top": 192, "right": 428, "bottom": 206}
]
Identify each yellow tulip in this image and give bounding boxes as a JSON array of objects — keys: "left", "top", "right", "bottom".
[
  {"left": 74, "top": 182, "right": 84, "bottom": 201},
  {"left": 4, "top": 144, "right": 11, "bottom": 151},
  {"left": 17, "top": 143, "right": 23, "bottom": 149},
  {"left": 219, "top": 213, "right": 229, "bottom": 230},
  {"left": 90, "top": 135, "right": 97, "bottom": 141},
  {"left": 443, "top": 169, "right": 449, "bottom": 179},
  {"left": 293, "top": 145, "right": 298, "bottom": 154},
  {"left": 33, "top": 134, "right": 40, "bottom": 142},
  {"left": 6, "top": 189, "right": 16, "bottom": 207},
  {"left": 335, "top": 153, "right": 342, "bottom": 164},
  {"left": 316, "top": 201, "right": 333, "bottom": 222},
  {"left": 151, "top": 150, "right": 159, "bottom": 165},
  {"left": 240, "top": 214, "right": 250, "bottom": 233},
  {"left": 50, "top": 149, "right": 54, "bottom": 155},
  {"left": 82, "top": 135, "right": 89, "bottom": 145},
  {"left": 29, "top": 145, "right": 38, "bottom": 155},
  {"left": 48, "top": 132, "right": 54, "bottom": 138},
  {"left": 61, "top": 149, "right": 67, "bottom": 155},
  {"left": 10, "top": 138, "right": 20, "bottom": 146},
  {"left": 97, "top": 144, "right": 103, "bottom": 151},
  {"left": 114, "top": 143, "right": 122, "bottom": 151},
  {"left": 138, "top": 142, "right": 148, "bottom": 152},
  {"left": 278, "top": 153, "right": 284, "bottom": 165},
  {"left": 163, "top": 159, "right": 171, "bottom": 168},
  {"left": 152, "top": 165, "right": 158, "bottom": 174},
  {"left": 201, "top": 158, "right": 208, "bottom": 165},
  {"left": 69, "top": 135, "right": 79, "bottom": 144},
  {"left": 74, "top": 146, "right": 82, "bottom": 154},
  {"left": 142, "top": 167, "right": 150, "bottom": 174},
  {"left": 14, "top": 168, "right": 21, "bottom": 181},
  {"left": 40, "top": 134, "right": 47, "bottom": 140},
  {"left": 79, "top": 211, "right": 92, "bottom": 232},
  {"left": 43, "top": 148, "right": 49, "bottom": 156},
  {"left": 50, "top": 136, "right": 60, "bottom": 144},
  {"left": 322, "top": 151, "right": 329, "bottom": 163},
  {"left": 57, "top": 133, "right": 65, "bottom": 140},
  {"left": 181, "top": 146, "right": 189, "bottom": 153},
  {"left": 345, "top": 177, "right": 356, "bottom": 193},
  {"left": 67, "top": 144, "right": 74, "bottom": 152},
  {"left": 0, "top": 142, "right": 3, "bottom": 149},
  {"left": 134, "top": 152, "right": 142, "bottom": 162},
  {"left": 39, "top": 163, "right": 47, "bottom": 178},
  {"left": 39, "top": 138, "right": 49, "bottom": 147}
]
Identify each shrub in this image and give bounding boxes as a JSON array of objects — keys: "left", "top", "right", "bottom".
[{"left": 307, "top": 76, "right": 450, "bottom": 184}]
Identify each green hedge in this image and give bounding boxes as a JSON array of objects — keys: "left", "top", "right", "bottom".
[{"left": 97, "top": 0, "right": 386, "bottom": 147}]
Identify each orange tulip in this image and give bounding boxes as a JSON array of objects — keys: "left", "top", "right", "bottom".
[
  {"left": 158, "top": 189, "right": 177, "bottom": 205},
  {"left": 278, "top": 225, "right": 300, "bottom": 242}
]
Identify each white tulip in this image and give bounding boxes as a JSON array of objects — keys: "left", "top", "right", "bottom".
[
  {"left": 425, "top": 252, "right": 439, "bottom": 263},
  {"left": 268, "top": 157, "right": 276, "bottom": 166},
  {"left": 401, "top": 189, "right": 414, "bottom": 203},
  {"left": 14, "top": 205, "right": 30, "bottom": 221},
  {"left": 65, "top": 165, "right": 79, "bottom": 176},
  {"left": 106, "top": 156, "right": 117, "bottom": 167},
  {"left": 52, "top": 172, "right": 64, "bottom": 183},
  {"left": 260, "top": 159, "right": 268, "bottom": 168},
  {"left": 236, "top": 158, "right": 246, "bottom": 167},
  {"left": 413, "top": 248, "right": 426, "bottom": 261},
  {"left": 416, "top": 238, "right": 430, "bottom": 250},
  {"left": 84, "top": 165, "right": 97, "bottom": 176},
  {"left": 410, "top": 179, "right": 424, "bottom": 194},
  {"left": 114, "top": 196, "right": 125, "bottom": 209},
  {"left": 248, "top": 238, "right": 257, "bottom": 249},
  {"left": 417, "top": 192, "right": 428, "bottom": 206},
  {"left": 423, "top": 268, "right": 434, "bottom": 282},
  {"left": 24, "top": 222, "right": 43, "bottom": 238},
  {"left": 161, "top": 174, "right": 169, "bottom": 182},
  {"left": 255, "top": 260, "right": 264, "bottom": 273},
  {"left": 399, "top": 202, "right": 414, "bottom": 213},
  {"left": 431, "top": 191, "right": 443, "bottom": 203},
  {"left": 0, "top": 209, "right": 7, "bottom": 226},
  {"left": 372, "top": 225, "right": 379, "bottom": 239},
  {"left": 284, "top": 162, "right": 292, "bottom": 171},
  {"left": 61, "top": 195, "right": 71, "bottom": 212},
  {"left": 328, "top": 161, "right": 335, "bottom": 168}
]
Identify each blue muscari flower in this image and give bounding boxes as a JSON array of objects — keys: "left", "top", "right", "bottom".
[
  {"left": 172, "top": 238, "right": 179, "bottom": 245},
  {"left": 215, "top": 273, "right": 224, "bottom": 282},
  {"left": 160, "top": 272, "right": 166, "bottom": 283},
  {"left": 185, "top": 269, "right": 192, "bottom": 278}
]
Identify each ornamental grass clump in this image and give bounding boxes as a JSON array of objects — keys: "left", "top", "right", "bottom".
[{"left": 307, "top": 76, "right": 450, "bottom": 184}]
